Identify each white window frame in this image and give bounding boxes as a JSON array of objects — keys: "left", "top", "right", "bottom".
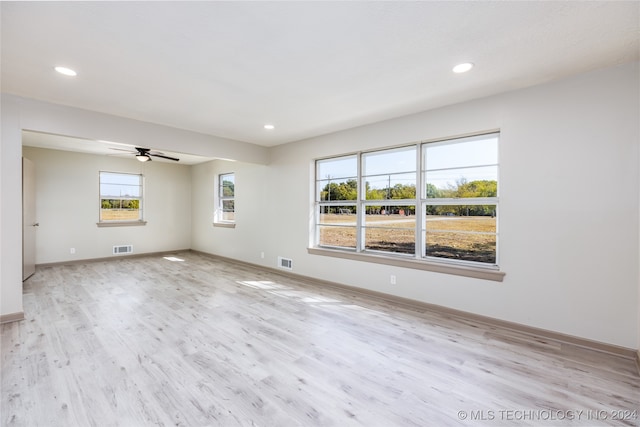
[
  {"left": 310, "top": 131, "right": 504, "bottom": 281},
  {"left": 97, "top": 171, "right": 146, "bottom": 227},
  {"left": 421, "top": 134, "right": 499, "bottom": 265},
  {"left": 214, "top": 172, "right": 236, "bottom": 228}
]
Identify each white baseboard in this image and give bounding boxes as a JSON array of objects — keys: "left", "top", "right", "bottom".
[{"left": 0, "top": 311, "right": 24, "bottom": 324}]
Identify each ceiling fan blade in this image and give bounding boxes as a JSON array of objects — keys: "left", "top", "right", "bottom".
[
  {"left": 130, "top": 147, "right": 179, "bottom": 161},
  {"left": 149, "top": 153, "right": 180, "bottom": 162}
]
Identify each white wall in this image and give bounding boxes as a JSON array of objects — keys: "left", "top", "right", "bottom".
[
  {"left": 0, "top": 95, "right": 24, "bottom": 318},
  {"left": 22, "top": 147, "right": 192, "bottom": 264},
  {"left": 191, "top": 62, "right": 640, "bottom": 349},
  {"left": 191, "top": 159, "right": 269, "bottom": 264}
]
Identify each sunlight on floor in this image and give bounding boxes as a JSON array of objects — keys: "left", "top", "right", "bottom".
[
  {"left": 237, "top": 280, "right": 358, "bottom": 307},
  {"left": 237, "top": 280, "right": 284, "bottom": 290}
]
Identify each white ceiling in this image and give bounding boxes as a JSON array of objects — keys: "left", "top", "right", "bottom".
[{"left": 2, "top": 1, "right": 639, "bottom": 151}]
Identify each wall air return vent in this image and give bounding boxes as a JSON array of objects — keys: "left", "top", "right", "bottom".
[
  {"left": 113, "top": 245, "right": 133, "bottom": 255},
  {"left": 277, "top": 256, "right": 292, "bottom": 270}
]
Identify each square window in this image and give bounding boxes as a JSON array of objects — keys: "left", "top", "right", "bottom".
[{"left": 99, "top": 172, "right": 143, "bottom": 223}]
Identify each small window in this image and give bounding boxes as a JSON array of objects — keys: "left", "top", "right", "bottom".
[
  {"left": 216, "top": 173, "right": 235, "bottom": 224},
  {"left": 99, "top": 171, "right": 143, "bottom": 223}
]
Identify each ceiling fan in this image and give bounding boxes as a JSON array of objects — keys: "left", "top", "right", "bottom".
[{"left": 109, "top": 147, "right": 180, "bottom": 162}]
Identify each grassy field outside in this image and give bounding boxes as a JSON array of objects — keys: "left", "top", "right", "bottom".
[
  {"left": 318, "top": 213, "right": 496, "bottom": 263},
  {"left": 100, "top": 209, "right": 140, "bottom": 221}
]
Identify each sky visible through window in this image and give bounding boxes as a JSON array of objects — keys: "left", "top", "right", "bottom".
[
  {"left": 100, "top": 172, "right": 141, "bottom": 198},
  {"left": 317, "top": 134, "right": 498, "bottom": 192}
]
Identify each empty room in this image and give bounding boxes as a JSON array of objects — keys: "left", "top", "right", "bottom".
[{"left": 1, "top": 2, "right": 639, "bottom": 426}]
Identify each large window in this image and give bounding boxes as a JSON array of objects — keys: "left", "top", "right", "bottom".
[
  {"left": 314, "top": 132, "right": 499, "bottom": 267},
  {"left": 216, "top": 173, "right": 235, "bottom": 224},
  {"left": 99, "top": 171, "right": 143, "bottom": 223}
]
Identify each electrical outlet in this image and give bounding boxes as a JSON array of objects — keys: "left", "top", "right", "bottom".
[
  {"left": 390, "top": 275, "right": 396, "bottom": 285},
  {"left": 260, "top": 251, "right": 265, "bottom": 259},
  {"left": 70, "top": 248, "right": 76, "bottom": 254}
]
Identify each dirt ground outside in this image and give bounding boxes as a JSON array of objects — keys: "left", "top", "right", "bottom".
[{"left": 318, "top": 214, "right": 496, "bottom": 263}]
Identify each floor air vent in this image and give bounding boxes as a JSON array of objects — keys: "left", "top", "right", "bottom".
[
  {"left": 113, "top": 245, "right": 133, "bottom": 255},
  {"left": 277, "top": 256, "right": 292, "bottom": 270}
]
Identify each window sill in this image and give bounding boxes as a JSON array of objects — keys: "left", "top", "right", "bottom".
[
  {"left": 97, "top": 221, "right": 147, "bottom": 228},
  {"left": 213, "top": 222, "right": 236, "bottom": 229},
  {"left": 307, "top": 247, "right": 505, "bottom": 282}
]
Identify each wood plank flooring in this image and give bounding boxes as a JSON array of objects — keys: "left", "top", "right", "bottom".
[{"left": 2, "top": 251, "right": 639, "bottom": 426}]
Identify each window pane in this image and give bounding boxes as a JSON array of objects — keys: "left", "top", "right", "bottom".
[
  {"left": 100, "top": 199, "right": 141, "bottom": 221},
  {"left": 317, "top": 178, "right": 358, "bottom": 201},
  {"left": 221, "top": 200, "right": 235, "bottom": 221},
  {"left": 318, "top": 225, "right": 357, "bottom": 249},
  {"left": 100, "top": 172, "right": 140, "bottom": 186},
  {"left": 424, "top": 206, "right": 497, "bottom": 263},
  {"left": 425, "top": 166, "right": 497, "bottom": 198},
  {"left": 100, "top": 173, "right": 141, "bottom": 196},
  {"left": 221, "top": 174, "right": 235, "bottom": 197},
  {"left": 100, "top": 183, "right": 141, "bottom": 198},
  {"left": 317, "top": 155, "right": 357, "bottom": 180},
  {"left": 424, "top": 206, "right": 496, "bottom": 232},
  {"left": 364, "top": 228, "right": 415, "bottom": 254},
  {"left": 424, "top": 135, "right": 497, "bottom": 170},
  {"left": 425, "top": 232, "right": 496, "bottom": 264},
  {"left": 318, "top": 205, "right": 357, "bottom": 224},
  {"left": 364, "top": 172, "right": 416, "bottom": 200},
  {"left": 364, "top": 207, "right": 415, "bottom": 254},
  {"left": 221, "top": 212, "right": 235, "bottom": 221},
  {"left": 363, "top": 146, "right": 416, "bottom": 176},
  {"left": 363, "top": 147, "right": 416, "bottom": 202}
]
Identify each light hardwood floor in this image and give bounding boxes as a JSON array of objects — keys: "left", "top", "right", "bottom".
[{"left": 1, "top": 252, "right": 639, "bottom": 426}]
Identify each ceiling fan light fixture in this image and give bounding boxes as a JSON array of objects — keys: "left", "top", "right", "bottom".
[{"left": 136, "top": 154, "right": 151, "bottom": 162}]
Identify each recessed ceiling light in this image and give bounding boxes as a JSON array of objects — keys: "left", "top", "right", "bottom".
[
  {"left": 452, "top": 62, "right": 474, "bottom": 74},
  {"left": 264, "top": 124, "right": 275, "bottom": 130},
  {"left": 54, "top": 66, "right": 77, "bottom": 77}
]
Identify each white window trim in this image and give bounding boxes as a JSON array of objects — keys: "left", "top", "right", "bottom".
[
  {"left": 214, "top": 172, "right": 236, "bottom": 228},
  {"left": 308, "top": 247, "right": 505, "bottom": 281},
  {"left": 97, "top": 220, "right": 147, "bottom": 228},
  {"left": 97, "top": 171, "right": 146, "bottom": 227},
  {"left": 311, "top": 131, "right": 502, "bottom": 281}
]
